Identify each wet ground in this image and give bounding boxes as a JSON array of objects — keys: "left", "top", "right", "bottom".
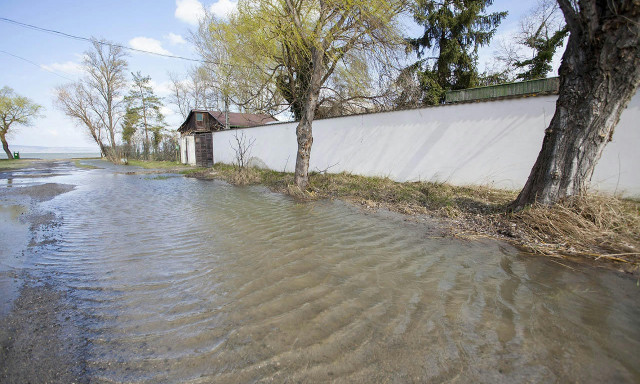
[{"left": 0, "top": 160, "right": 639, "bottom": 383}]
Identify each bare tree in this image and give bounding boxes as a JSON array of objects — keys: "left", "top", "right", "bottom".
[
  {"left": 56, "top": 82, "right": 109, "bottom": 157},
  {"left": 55, "top": 39, "right": 128, "bottom": 162},
  {"left": 231, "top": 130, "right": 255, "bottom": 170},
  {"left": 168, "top": 72, "right": 193, "bottom": 120},
  {"left": 168, "top": 66, "right": 224, "bottom": 119}
]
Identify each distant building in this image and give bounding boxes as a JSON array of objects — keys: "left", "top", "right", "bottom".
[{"left": 178, "top": 110, "right": 277, "bottom": 167}]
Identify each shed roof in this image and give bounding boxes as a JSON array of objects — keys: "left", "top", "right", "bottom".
[
  {"left": 179, "top": 109, "right": 277, "bottom": 133},
  {"left": 209, "top": 111, "right": 277, "bottom": 127}
]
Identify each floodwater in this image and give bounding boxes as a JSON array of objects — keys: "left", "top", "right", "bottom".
[{"left": 1, "top": 161, "right": 639, "bottom": 383}]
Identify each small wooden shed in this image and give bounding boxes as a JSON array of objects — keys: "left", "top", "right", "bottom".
[{"left": 178, "top": 110, "right": 277, "bottom": 167}]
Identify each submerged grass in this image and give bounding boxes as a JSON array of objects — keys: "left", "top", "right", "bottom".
[
  {"left": 74, "top": 159, "right": 100, "bottom": 169},
  {"left": 189, "top": 163, "right": 640, "bottom": 271}
]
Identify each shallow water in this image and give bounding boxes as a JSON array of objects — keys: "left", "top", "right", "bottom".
[{"left": 1, "top": 161, "right": 639, "bottom": 383}]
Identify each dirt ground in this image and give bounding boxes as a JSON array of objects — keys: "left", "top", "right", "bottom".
[
  {"left": 0, "top": 161, "right": 87, "bottom": 383},
  {"left": 0, "top": 283, "right": 88, "bottom": 383}
]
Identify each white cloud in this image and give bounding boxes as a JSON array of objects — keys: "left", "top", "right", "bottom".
[
  {"left": 209, "top": 0, "right": 237, "bottom": 18},
  {"left": 149, "top": 80, "right": 173, "bottom": 97},
  {"left": 129, "top": 37, "right": 171, "bottom": 55},
  {"left": 166, "top": 32, "right": 187, "bottom": 45},
  {"left": 175, "top": 0, "right": 205, "bottom": 25},
  {"left": 41, "top": 61, "right": 83, "bottom": 75},
  {"left": 160, "top": 106, "right": 175, "bottom": 117}
]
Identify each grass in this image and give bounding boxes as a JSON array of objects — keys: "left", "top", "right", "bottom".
[
  {"left": 125, "top": 159, "right": 207, "bottom": 175},
  {"left": 509, "top": 196, "right": 640, "bottom": 261},
  {"left": 179, "top": 167, "right": 208, "bottom": 175},
  {"left": 74, "top": 159, "right": 100, "bottom": 169},
  {"left": 126, "top": 160, "right": 183, "bottom": 169},
  {"left": 187, "top": 163, "right": 640, "bottom": 271},
  {"left": 0, "top": 159, "right": 36, "bottom": 170}
]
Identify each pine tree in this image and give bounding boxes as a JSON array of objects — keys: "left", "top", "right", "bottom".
[
  {"left": 125, "top": 72, "right": 166, "bottom": 160},
  {"left": 410, "top": 0, "right": 507, "bottom": 104},
  {"left": 514, "top": 26, "right": 568, "bottom": 80},
  {"left": 513, "top": 0, "right": 568, "bottom": 81}
]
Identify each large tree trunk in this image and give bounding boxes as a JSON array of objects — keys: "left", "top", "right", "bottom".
[
  {"left": 512, "top": 1, "right": 640, "bottom": 209},
  {"left": 1, "top": 133, "right": 12, "bottom": 159},
  {"left": 294, "top": 48, "right": 325, "bottom": 190}
]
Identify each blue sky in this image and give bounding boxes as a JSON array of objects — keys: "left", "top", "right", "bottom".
[{"left": 0, "top": 0, "right": 547, "bottom": 150}]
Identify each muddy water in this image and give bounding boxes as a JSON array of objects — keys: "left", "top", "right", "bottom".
[{"left": 1, "top": 161, "right": 639, "bottom": 383}]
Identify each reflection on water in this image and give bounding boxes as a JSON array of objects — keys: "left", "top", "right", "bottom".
[{"left": 3, "top": 161, "right": 640, "bottom": 382}]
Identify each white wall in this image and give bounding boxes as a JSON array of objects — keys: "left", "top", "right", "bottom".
[
  {"left": 180, "top": 135, "right": 196, "bottom": 166},
  {"left": 212, "top": 91, "right": 640, "bottom": 197}
]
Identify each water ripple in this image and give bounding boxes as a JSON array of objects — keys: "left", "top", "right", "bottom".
[{"left": 7, "top": 165, "right": 636, "bottom": 383}]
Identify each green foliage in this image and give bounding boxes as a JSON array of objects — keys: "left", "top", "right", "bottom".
[
  {"left": 124, "top": 72, "right": 167, "bottom": 159},
  {"left": 409, "top": 0, "right": 507, "bottom": 104},
  {"left": 0, "top": 86, "right": 43, "bottom": 135},
  {"left": 121, "top": 106, "right": 140, "bottom": 144},
  {"left": 196, "top": 0, "right": 407, "bottom": 119},
  {"left": 0, "top": 86, "right": 43, "bottom": 158},
  {"left": 515, "top": 26, "right": 568, "bottom": 81},
  {"left": 491, "top": 0, "right": 568, "bottom": 83},
  {"left": 477, "top": 69, "right": 511, "bottom": 86}
]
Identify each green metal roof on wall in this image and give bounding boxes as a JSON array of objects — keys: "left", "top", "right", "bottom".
[{"left": 445, "top": 77, "right": 559, "bottom": 103}]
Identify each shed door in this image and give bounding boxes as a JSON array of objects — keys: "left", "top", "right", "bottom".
[{"left": 194, "top": 132, "right": 213, "bottom": 167}]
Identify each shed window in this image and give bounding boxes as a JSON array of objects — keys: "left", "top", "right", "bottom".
[{"left": 196, "top": 113, "right": 204, "bottom": 122}]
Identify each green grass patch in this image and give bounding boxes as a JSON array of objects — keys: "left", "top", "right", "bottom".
[
  {"left": 127, "top": 160, "right": 183, "bottom": 169},
  {"left": 0, "top": 159, "right": 36, "bottom": 170},
  {"left": 206, "top": 163, "right": 516, "bottom": 214},
  {"left": 74, "top": 159, "right": 100, "bottom": 169},
  {"left": 179, "top": 167, "right": 208, "bottom": 175}
]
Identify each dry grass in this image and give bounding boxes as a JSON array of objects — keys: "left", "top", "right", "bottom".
[
  {"left": 507, "top": 195, "right": 640, "bottom": 263},
  {"left": 226, "top": 167, "right": 262, "bottom": 185},
  {"left": 192, "top": 164, "right": 640, "bottom": 271}
]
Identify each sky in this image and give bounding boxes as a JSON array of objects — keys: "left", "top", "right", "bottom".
[{"left": 0, "top": 0, "right": 554, "bottom": 151}]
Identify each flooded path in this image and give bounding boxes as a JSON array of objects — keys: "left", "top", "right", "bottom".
[{"left": 1, "top": 160, "right": 639, "bottom": 383}]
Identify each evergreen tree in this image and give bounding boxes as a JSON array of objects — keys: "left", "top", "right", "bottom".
[
  {"left": 125, "top": 72, "right": 166, "bottom": 160},
  {"left": 513, "top": 0, "right": 568, "bottom": 81},
  {"left": 514, "top": 26, "right": 568, "bottom": 80},
  {"left": 492, "top": 0, "right": 568, "bottom": 82},
  {"left": 410, "top": 0, "right": 507, "bottom": 104},
  {"left": 121, "top": 104, "right": 141, "bottom": 158},
  {"left": 121, "top": 106, "right": 140, "bottom": 145}
]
